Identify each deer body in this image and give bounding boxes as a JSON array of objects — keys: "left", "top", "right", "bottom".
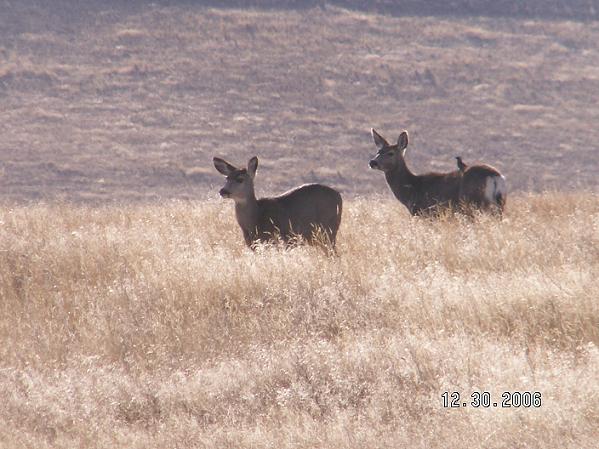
[
  {"left": 369, "top": 129, "right": 506, "bottom": 215},
  {"left": 383, "top": 165, "right": 462, "bottom": 214},
  {"left": 214, "top": 156, "right": 342, "bottom": 248},
  {"left": 459, "top": 163, "right": 507, "bottom": 212}
]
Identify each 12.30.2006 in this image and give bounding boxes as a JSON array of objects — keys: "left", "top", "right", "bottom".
[{"left": 442, "top": 391, "right": 542, "bottom": 408}]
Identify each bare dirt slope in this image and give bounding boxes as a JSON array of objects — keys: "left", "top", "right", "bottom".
[{"left": 1, "top": 1, "right": 598, "bottom": 203}]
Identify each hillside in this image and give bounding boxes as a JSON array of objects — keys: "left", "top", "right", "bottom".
[
  {"left": 1, "top": 2, "right": 599, "bottom": 202},
  {"left": 1, "top": 3, "right": 598, "bottom": 447}
]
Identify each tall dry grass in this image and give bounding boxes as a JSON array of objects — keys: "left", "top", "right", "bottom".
[{"left": 0, "top": 193, "right": 598, "bottom": 448}]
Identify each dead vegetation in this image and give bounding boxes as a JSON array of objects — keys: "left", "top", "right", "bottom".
[
  {"left": 0, "top": 193, "right": 598, "bottom": 448},
  {"left": 1, "top": 3, "right": 598, "bottom": 447},
  {"left": 1, "top": 4, "right": 599, "bottom": 202}
]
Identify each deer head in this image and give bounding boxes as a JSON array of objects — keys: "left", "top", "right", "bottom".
[
  {"left": 213, "top": 156, "right": 259, "bottom": 203},
  {"left": 369, "top": 129, "right": 409, "bottom": 172}
]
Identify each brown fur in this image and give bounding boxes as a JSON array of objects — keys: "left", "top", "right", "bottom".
[
  {"left": 214, "top": 156, "right": 343, "bottom": 249},
  {"left": 369, "top": 129, "right": 506, "bottom": 215}
]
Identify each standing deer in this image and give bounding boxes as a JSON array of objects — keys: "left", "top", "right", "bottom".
[
  {"left": 213, "top": 156, "right": 343, "bottom": 249},
  {"left": 369, "top": 129, "right": 506, "bottom": 215}
]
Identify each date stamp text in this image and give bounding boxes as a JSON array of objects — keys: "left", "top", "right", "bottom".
[{"left": 441, "top": 391, "right": 542, "bottom": 408}]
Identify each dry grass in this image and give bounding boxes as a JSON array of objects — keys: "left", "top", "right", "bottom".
[
  {"left": 1, "top": 3, "right": 598, "bottom": 447},
  {"left": 1, "top": 192, "right": 598, "bottom": 448},
  {"left": 1, "top": 4, "right": 599, "bottom": 201}
]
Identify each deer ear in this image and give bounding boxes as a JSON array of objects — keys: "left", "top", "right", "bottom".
[
  {"left": 247, "top": 156, "right": 258, "bottom": 178},
  {"left": 397, "top": 131, "right": 409, "bottom": 152},
  {"left": 371, "top": 128, "right": 389, "bottom": 149},
  {"left": 213, "top": 157, "right": 237, "bottom": 176}
]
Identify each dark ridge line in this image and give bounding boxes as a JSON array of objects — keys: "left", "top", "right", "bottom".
[
  {"left": 4, "top": 1, "right": 598, "bottom": 26},
  {"left": 165, "top": 0, "right": 599, "bottom": 21}
]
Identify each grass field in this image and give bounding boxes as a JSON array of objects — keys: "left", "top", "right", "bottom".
[
  {"left": 1, "top": 194, "right": 598, "bottom": 448},
  {"left": 2, "top": 1, "right": 599, "bottom": 447}
]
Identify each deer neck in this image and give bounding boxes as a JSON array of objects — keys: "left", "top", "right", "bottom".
[
  {"left": 385, "top": 160, "right": 417, "bottom": 207},
  {"left": 234, "top": 192, "right": 259, "bottom": 235}
]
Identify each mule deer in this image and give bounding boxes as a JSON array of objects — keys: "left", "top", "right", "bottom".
[
  {"left": 369, "top": 129, "right": 506, "bottom": 215},
  {"left": 213, "top": 156, "right": 343, "bottom": 249}
]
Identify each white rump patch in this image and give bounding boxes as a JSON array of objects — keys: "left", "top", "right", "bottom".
[{"left": 484, "top": 175, "right": 507, "bottom": 204}]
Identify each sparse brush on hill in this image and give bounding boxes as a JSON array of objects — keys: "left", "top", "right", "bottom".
[
  {"left": 1, "top": 192, "right": 598, "bottom": 448},
  {"left": 200, "top": 0, "right": 599, "bottom": 20},
  {"left": 3, "top": 5, "right": 599, "bottom": 202}
]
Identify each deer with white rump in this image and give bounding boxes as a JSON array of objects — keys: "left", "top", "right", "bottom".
[
  {"left": 369, "top": 129, "right": 507, "bottom": 215},
  {"left": 213, "top": 156, "right": 343, "bottom": 249}
]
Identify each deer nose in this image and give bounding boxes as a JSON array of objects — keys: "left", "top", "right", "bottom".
[
  {"left": 369, "top": 160, "right": 379, "bottom": 169},
  {"left": 219, "top": 188, "right": 231, "bottom": 197}
]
